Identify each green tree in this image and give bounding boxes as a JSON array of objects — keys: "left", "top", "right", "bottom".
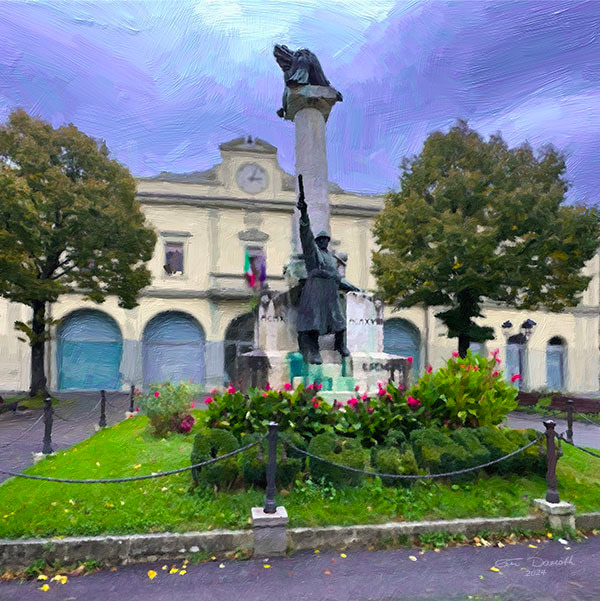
[
  {"left": 372, "top": 121, "right": 600, "bottom": 358},
  {"left": 0, "top": 109, "right": 157, "bottom": 396}
]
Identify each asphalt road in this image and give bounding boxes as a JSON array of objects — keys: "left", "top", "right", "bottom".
[{"left": 0, "top": 535, "right": 598, "bottom": 601}]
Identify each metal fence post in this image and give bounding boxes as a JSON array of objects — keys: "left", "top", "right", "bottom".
[
  {"left": 566, "top": 399, "right": 573, "bottom": 444},
  {"left": 263, "top": 422, "right": 279, "bottom": 514},
  {"left": 543, "top": 419, "right": 560, "bottom": 503},
  {"left": 99, "top": 390, "right": 107, "bottom": 428},
  {"left": 42, "top": 397, "right": 53, "bottom": 455},
  {"left": 129, "top": 384, "right": 135, "bottom": 413}
]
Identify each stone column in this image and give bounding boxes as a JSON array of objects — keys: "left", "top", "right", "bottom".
[{"left": 283, "top": 85, "right": 341, "bottom": 253}]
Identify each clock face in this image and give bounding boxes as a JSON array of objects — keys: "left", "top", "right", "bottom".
[{"left": 236, "top": 163, "right": 268, "bottom": 194}]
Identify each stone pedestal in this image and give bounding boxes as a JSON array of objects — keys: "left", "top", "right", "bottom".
[
  {"left": 533, "top": 499, "right": 576, "bottom": 530},
  {"left": 251, "top": 506, "right": 289, "bottom": 557}
]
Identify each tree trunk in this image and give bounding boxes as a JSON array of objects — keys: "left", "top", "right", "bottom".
[
  {"left": 458, "top": 333, "right": 470, "bottom": 359},
  {"left": 29, "top": 301, "right": 48, "bottom": 398}
]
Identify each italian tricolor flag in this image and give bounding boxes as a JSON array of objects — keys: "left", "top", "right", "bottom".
[{"left": 244, "top": 249, "right": 255, "bottom": 288}]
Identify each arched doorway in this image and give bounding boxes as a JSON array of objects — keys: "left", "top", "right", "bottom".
[
  {"left": 506, "top": 333, "right": 526, "bottom": 389},
  {"left": 546, "top": 336, "right": 566, "bottom": 391},
  {"left": 383, "top": 318, "right": 421, "bottom": 380},
  {"left": 469, "top": 341, "right": 486, "bottom": 357},
  {"left": 57, "top": 310, "right": 123, "bottom": 390},
  {"left": 142, "top": 312, "right": 205, "bottom": 388},
  {"left": 224, "top": 313, "right": 255, "bottom": 386}
]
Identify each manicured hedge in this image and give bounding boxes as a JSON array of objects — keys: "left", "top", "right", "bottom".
[{"left": 191, "top": 429, "right": 240, "bottom": 488}]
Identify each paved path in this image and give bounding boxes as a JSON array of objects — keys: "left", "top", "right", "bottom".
[
  {"left": 0, "top": 392, "right": 130, "bottom": 484},
  {"left": 0, "top": 535, "right": 598, "bottom": 600},
  {"left": 504, "top": 411, "right": 600, "bottom": 451}
]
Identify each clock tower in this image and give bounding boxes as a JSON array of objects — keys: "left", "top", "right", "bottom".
[{"left": 218, "top": 136, "right": 283, "bottom": 198}]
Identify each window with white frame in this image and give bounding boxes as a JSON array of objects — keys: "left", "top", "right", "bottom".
[{"left": 164, "top": 241, "right": 184, "bottom": 276}]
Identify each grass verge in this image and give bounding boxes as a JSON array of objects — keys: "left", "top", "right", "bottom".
[{"left": 0, "top": 413, "right": 599, "bottom": 539}]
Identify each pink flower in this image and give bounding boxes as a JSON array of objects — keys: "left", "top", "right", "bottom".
[
  {"left": 355, "top": 384, "right": 360, "bottom": 392},
  {"left": 316, "top": 383, "right": 322, "bottom": 390},
  {"left": 407, "top": 356, "right": 413, "bottom": 364},
  {"left": 492, "top": 371, "right": 499, "bottom": 377},
  {"left": 426, "top": 365, "right": 433, "bottom": 373},
  {"left": 189, "top": 403, "right": 195, "bottom": 409},
  {"left": 227, "top": 385, "right": 236, "bottom": 394},
  {"left": 134, "top": 388, "right": 142, "bottom": 396},
  {"left": 367, "top": 407, "right": 374, "bottom": 413},
  {"left": 511, "top": 374, "right": 522, "bottom": 383},
  {"left": 284, "top": 382, "right": 292, "bottom": 391},
  {"left": 212, "top": 421, "right": 218, "bottom": 426},
  {"left": 312, "top": 400, "right": 319, "bottom": 408},
  {"left": 128, "top": 414, "right": 133, "bottom": 419},
  {"left": 307, "top": 384, "right": 314, "bottom": 390},
  {"left": 398, "top": 383, "right": 404, "bottom": 390},
  {"left": 211, "top": 388, "right": 218, "bottom": 396},
  {"left": 135, "top": 407, "right": 140, "bottom": 412},
  {"left": 452, "top": 351, "right": 459, "bottom": 358},
  {"left": 204, "top": 398, "right": 212, "bottom": 405},
  {"left": 361, "top": 393, "right": 368, "bottom": 401},
  {"left": 265, "top": 382, "right": 271, "bottom": 391},
  {"left": 471, "top": 365, "right": 479, "bottom": 371},
  {"left": 154, "top": 391, "right": 160, "bottom": 398},
  {"left": 407, "top": 396, "right": 421, "bottom": 408},
  {"left": 262, "top": 392, "right": 268, "bottom": 397},
  {"left": 386, "top": 393, "right": 393, "bottom": 402},
  {"left": 491, "top": 348, "right": 500, "bottom": 357},
  {"left": 346, "top": 397, "right": 358, "bottom": 407}
]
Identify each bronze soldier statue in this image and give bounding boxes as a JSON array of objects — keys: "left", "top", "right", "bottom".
[{"left": 296, "top": 175, "right": 359, "bottom": 364}]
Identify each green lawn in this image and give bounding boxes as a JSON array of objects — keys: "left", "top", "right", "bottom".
[
  {"left": 2, "top": 394, "right": 66, "bottom": 410},
  {"left": 0, "top": 413, "right": 598, "bottom": 540}
]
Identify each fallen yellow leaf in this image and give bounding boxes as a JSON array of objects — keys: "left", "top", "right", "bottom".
[
  {"left": 211, "top": 556, "right": 216, "bottom": 561},
  {"left": 179, "top": 570, "right": 187, "bottom": 575},
  {"left": 340, "top": 553, "right": 347, "bottom": 558},
  {"left": 497, "top": 542, "right": 505, "bottom": 548},
  {"left": 547, "top": 533, "right": 553, "bottom": 538},
  {"left": 479, "top": 575, "right": 485, "bottom": 580},
  {"left": 37, "top": 575, "right": 48, "bottom": 581},
  {"left": 263, "top": 564, "right": 271, "bottom": 569},
  {"left": 39, "top": 584, "right": 50, "bottom": 592},
  {"left": 147, "top": 570, "right": 157, "bottom": 580},
  {"left": 96, "top": 462, "right": 100, "bottom": 467},
  {"left": 133, "top": 464, "right": 142, "bottom": 470},
  {"left": 489, "top": 567, "right": 501, "bottom": 573},
  {"left": 528, "top": 544, "right": 537, "bottom": 549},
  {"left": 409, "top": 556, "right": 417, "bottom": 562},
  {"left": 161, "top": 565, "right": 168, "bottom": 571},
  {"left": 314, "top": 549, "right": 320, "bottom": 554},
  {"left": 219, "top": 563, "right": 225, "bottom": 569},
  {"left": 169, "top": 568, "right": 179, "bottom": 574},
  {"left": 323, "top": 569, "right": 332, "bottom": 575}
]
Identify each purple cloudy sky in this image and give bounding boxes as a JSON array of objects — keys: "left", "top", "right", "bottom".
[{"left": 1, "top": 0, "right": 599, "bottom": 201}]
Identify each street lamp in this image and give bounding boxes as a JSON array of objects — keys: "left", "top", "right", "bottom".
[{"left": 520, "top": 319, "right": 537, "bottom": 342}]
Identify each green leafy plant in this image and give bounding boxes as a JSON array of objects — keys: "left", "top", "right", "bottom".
[
  {"left": 190, "top": 428, "right": 239, "bottom": 489},
  {"left": 139, "top": 381, "right": 202, "bottom": 436},
  {"left": 407, "top": 350, "right": 518, "bottom": 428}
]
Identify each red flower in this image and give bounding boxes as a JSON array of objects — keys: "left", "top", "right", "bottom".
[
  {"left": 496, "top": 357, "right": 502, "bottom": 364},
  {"left": 312, "top": 400, "right": 319, "bottom": 408},
  {"left": 265, "top": 381, "right": 271, "bottom": 391},
  {"left": 367, "top": 407, "right": 374, "bottom": 413},
  {"left": 262, "top": 392, "right": 268, "bottom": 397},
  {"left": 212, "top": 421, "right": 218, "bottom": 426},
  {"left": 492, "top": 371, "right": 499, "bottom": 377},
  {"left": 204, "top": 398, "right": 212, "bottom": 405},
  {"left": 284, "top": 382, "right": 292, "bottom": 391},
  {"left": 386, "top": 393, "right": 392, "bottom": 402},
  {"left": 407, "top": 356, "right": 413, "bottom": 364},
  {"left": 189, "top": 403, "right": 195, "bottom": 409},
  {"left": 452, "top": 351, "right": 459, "bottom": 358},
  {"left": 211, "top": 388, "right": 218, "bottom": 396},
  {"left": 354, "top": 384, "right": 360, "bottom": 392},
  {"left": 307, "top": 383, "right": 314, "bottom": 390},
  {"left": 511, "top": 373, "right": 522, "bottom": 383},
  {"left": 128, "top": 415, "right": 133, "bottom": 419},
  {"left": 471, "top": 365, "right": 479, "bottom": 371},
  {"left": 316, "top": 383, "right": 322, "bottom": 390},
  {"left": 426, "top": 365, "right": 433, "bottom": 373},
  {"left": 346, "top": 397, "right": 358, "bottom": 407},
  {"left": 135, "top": 407, "right": 140, "bottom": 412},
  {"left": 407, "top": 396, "right": 421, "bottom": 408},
  {"left": 154, "top": 391, "right": 160, "bottom": 398},
  {"left": 361, "top": 393, "right": 368, "bottom": 401},
  {"left": 227, "top": 385, "right": 236, "bottom": 394}
]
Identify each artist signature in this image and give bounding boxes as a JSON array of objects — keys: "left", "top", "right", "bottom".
[{"left": 494, "top": 554, "right": 575, "bottom": 570}]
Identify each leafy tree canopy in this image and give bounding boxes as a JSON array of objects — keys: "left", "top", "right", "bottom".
[
  {"left": 372, "top": 120, "right": 600, "bottom": 356},
  {"left": 0, "top": 109, "right": 157, "bottom": 394}
]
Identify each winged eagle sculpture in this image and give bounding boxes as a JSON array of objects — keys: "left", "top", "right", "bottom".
[{"left": 273, "top": 44, "right": 343, "bottom": 118}]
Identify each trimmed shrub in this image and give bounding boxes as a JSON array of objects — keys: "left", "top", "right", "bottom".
[
  {"left": 450, "top": 428, "right": 491, "bottom": 467},
  {"left": 307, "top": 433, "right": 368, "bottom": 488},
  {"left": 410, "top": 428, "right": 470, "bottom": 475},
  {"left": 372, "top": 446, "right": 420, "bottom": 486},
  {"left": 191, "top": 429, "right": 239, "bottom": 489},
  {"left": 504, "top": 428, "right": 546, "bottom": 475},
  {"left": 239, "top": 433, "right": 303, "bottom": 489},
  {"left": 472, "top": 425, "right": 521, "bottom": 474}
]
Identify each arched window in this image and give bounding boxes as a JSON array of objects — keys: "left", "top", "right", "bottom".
[
  {"left": 224, "top": 313, "right": 255, "bottom": 386},
  {"left": 383, "top": 319, "right": 421, "bottom": 380},
  {"left": 142, "top": 312, "right": 205, "bottom": 388},
  {"left": 546, "top": 336, "right": 566, "bottom": 391}
]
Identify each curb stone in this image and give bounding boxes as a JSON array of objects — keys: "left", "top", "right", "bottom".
[{"left": 1, "top": 513, "right": 599, "bottom": 571}]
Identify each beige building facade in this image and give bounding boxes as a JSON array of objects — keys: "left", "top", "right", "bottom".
[{"left": 1, "top": 136, "right": 598, "bottom": 394}]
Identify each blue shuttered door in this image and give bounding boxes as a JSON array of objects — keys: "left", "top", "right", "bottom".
[
  {"left": 58, "top": 311, "right": 123, "bottom": 390},
  {"left": 142, "top": 312, "right": 205, "bottom": 388},
  {"left": 506, "top": 343, "right": 523, "bottom": 389},
  {"left": 469, "top": 342, "right": 485, "bottom": 357},
  {"left": 383, "top": 319, "right": 421, "bottom": 378},
  {"left": 546, "top": 345, "right": 564, "bottom": 390}
]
